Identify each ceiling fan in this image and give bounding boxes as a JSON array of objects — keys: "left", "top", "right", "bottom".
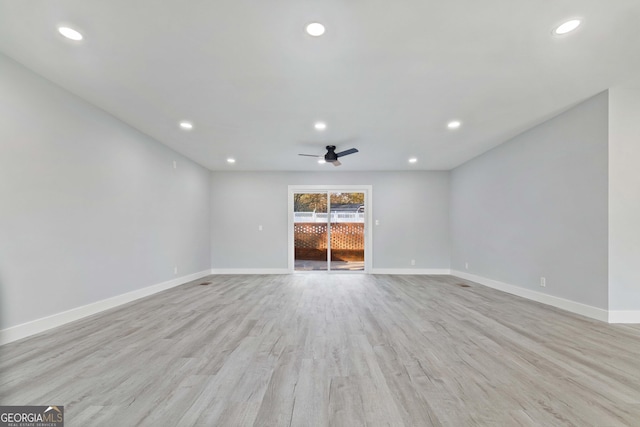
[{"left": 298, "top": 145, "right": 359, "bottom": 166}]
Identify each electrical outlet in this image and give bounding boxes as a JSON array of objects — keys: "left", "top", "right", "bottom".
[
  {"left": 411, "top": 259, "right": 416, "bottom": 266},
  {"left": 258, "top": 225, "right": 263, "bottom": 231},
  {"left": 465, "top": 262, "right": 469, "bottom": 270},
  {"left": 174, "top": 266, "right": 178, "bottom": 275},
  {"left": 540, "top": 277, "right": 546, "bottom": 287},
  {"left": 173, "top": 161, "right": 177, "bottom": 169},
  {"left": 375, "top": 219, "right": 380, "bottom": 226}
]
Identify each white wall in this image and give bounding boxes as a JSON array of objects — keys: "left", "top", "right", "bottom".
[
  {"left": 450, "top": 93, "right": 609, "bottom": 309},
  {"left": 0, "top": 54, "right": 212, "bottom": 330},
  {"left": 608, "top": 87, "right": 640, "bottom": 312},
  {"left": 210, "top": 171, "right": 450, "bottom": 271},
  {"left": 3, "top": 47, "right": 634, "bottom": 333}
]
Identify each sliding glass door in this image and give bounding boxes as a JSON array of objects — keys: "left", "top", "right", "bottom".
[
  {"left": 292, "top": 190, "right": 366, "bottom": 272},
  {"left": 293, "top": 192, "right": 329, "bottom": 271},
  {"left": 328, "top": 192, "right": 365, "bottom": 271}
]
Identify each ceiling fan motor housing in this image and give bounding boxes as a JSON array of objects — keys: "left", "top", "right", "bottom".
[{"left": 325, "top": 145, "right": 338, "bottom": 161}]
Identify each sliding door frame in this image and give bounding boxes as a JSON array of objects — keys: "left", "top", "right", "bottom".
[{"left": 288, "top": 185, "right": 373, "bottom": 273}]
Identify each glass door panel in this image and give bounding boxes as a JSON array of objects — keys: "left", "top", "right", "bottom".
[
  {"left": 293, "top": 193, "right": 328, "bottom": 271},
  {"left": 329, "top": 192, "right": 365, "bottom": 271}
]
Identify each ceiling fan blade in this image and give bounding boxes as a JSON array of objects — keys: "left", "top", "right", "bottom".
[
  {"left": 331, "top": 160, "right": 342, "bottom": 167},
  {"left": 336, "top": 148, "right": 358, "bottom": 157},
  {"left": 298, "top": 153, "right": 322, "bottom": 157}
]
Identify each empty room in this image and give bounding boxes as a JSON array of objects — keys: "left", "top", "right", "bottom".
[{"left": 1, "top": 1, "right": 640, "bottom": 426}]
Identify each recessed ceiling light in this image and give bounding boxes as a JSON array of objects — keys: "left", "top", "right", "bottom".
[
  {"left": 409, "top": 158, "right": 418, "bottom": 164},
  {"left": 306, "top": 23, "right": 325, "bottom": 37},
  {"left": 314, "top": 122, "right": 327, "bottom": 131},
  {"left": 227, "top": 158, "right": 236, "bottom": 164},
  {"left": 447, "top": 120, "right": 462, "bottom": 129},
  {"left": 179, "top": 121, "right": 193, "bottom": 130},
  {"left": 318, "top": 159, "right": 326, "bottom": 164},
  {"left": 58, "top": 26, "right": 83, "bottom": 41},
  {"left": 554, "top": 19, "right": 581, "bottom": 35}
]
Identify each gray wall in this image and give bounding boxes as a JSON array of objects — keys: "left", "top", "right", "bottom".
[
  {"left": 210, "top": 171, "right": 450, "bottom": 270},
  {"left": 608, "top": 87, "right": 640, "bottom": 311},
  {"left": 450, "top": 92, "right": 609, "bottom": 309},
  {"left": 0, "top": 54, "right": 212, "bottom": 329},
  {"left": 2, "top": 47, "right": 628, "bottom": 331}
]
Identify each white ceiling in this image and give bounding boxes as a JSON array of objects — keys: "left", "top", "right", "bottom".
[{"left": 1, "top": 0, "right": 639, "bottom": 171}]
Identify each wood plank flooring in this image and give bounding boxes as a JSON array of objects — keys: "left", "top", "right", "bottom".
[{"left": 2, "top": 274, "right": 640, "bottom": 426}]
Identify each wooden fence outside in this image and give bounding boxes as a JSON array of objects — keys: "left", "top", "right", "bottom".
[{"left": 294, "top": 222, "right": 364, "bottom": 261}]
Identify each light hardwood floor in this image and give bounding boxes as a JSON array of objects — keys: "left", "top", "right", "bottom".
[{"left": 2, "top": 274, "right": 640, "bottom": 426}]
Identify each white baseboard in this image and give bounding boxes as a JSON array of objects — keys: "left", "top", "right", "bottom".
[
  {"left": 212, "top": 268, "right": 452, "bottom": 275},
  {"left": 0, "top": 269, "right": 211, "bottom": 346},
  {"left": 608, "top": 311, "right": 640, "bottom": 323},
  {"left": 210, "top": 268, "right": 289, "bottom": 275},
  {"left": 371, "top": 268, "right": 452, "bottom": 275},
  {"left": 451, "top": 270, "right": 609, "bottom": 323}
]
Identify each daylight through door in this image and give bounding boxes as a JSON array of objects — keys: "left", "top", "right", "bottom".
[{"left": 293, "top": 191, "right": 366, "bottom": 271}]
